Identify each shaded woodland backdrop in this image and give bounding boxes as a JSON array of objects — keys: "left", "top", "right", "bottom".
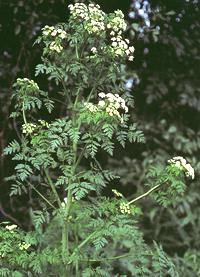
[{"left": 0, "top": 0, "right": 200, "bottom": 275}]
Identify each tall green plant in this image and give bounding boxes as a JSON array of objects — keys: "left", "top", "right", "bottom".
[{"left": 2, "top": 3, "right": 194, "bottom": 276}]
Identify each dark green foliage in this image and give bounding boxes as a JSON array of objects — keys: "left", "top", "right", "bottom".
[{"left": 1, "top": 0, "right": 200, "bottom": 276}]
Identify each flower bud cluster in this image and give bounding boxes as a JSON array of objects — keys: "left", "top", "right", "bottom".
[
  {"left": 120, "top": 202, "right": 131, "bottom": 214},
  {"left": 16, "top": 78, "right": 39, "bottom": 91},
  {"left": 22, "top": 123, "right": 37, "bottom": 134},
  {"left": 112, "top": 189, "right": 123, "bottom": 197},
  {"left": 168, "top": 156, "right": 195, "bottom": 179},
  {"left": 49, "top": 42, "right": 63, "bottom": 53},
  {"left": 84, "top": 102, "right": 98, "bottom": 113},
  {"left": 42, "top": 25, "right": 67, "bottom": 39},
  {"left": 38, "top": 119, "right": 49, "bottom": 128},
  {"left": 110, "top": 36, "right": 135, "bottom": 60},
  {"left": 42, "top": 25, "right": 66, "bottom": 53},
  {"left": 107, "top": 10, "right": 127, "bottom": 32},
  {"left": 68, "top": 3, "right": 105, "bottom": 35},
  {"left": 18, "top": 242, "right": 31, "bottom": 251}
]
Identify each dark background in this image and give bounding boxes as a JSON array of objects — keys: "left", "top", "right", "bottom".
[{"left": 0, "top": 0, "right": 200, "bottom": 273}]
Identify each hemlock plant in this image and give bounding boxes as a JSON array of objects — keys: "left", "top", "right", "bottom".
[{"left": 1, "top": 3, "right": 194, "bottom": 276}]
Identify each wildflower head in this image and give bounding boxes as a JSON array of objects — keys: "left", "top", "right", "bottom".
[
  {"left": 22, "top": 123, "right": 37, "bottom": 134},
  {"left": 168, "top": 156, "right": 195, "bottom": 179},
  {"left": 16, "top": 78, "right": 39, "bottom": 91},
  {"left": 119, "top": 202, "right": 131, "bottom": 214}
]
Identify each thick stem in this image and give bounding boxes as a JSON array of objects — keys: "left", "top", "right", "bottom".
[
  {"left": 128, "top": 184, "right": 161, "bottom": 205},
  {"left": 62, "top": 100, "right": 79, "bottom": 269}
]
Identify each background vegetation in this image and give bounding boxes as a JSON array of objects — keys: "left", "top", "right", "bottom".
[{"left": 0, "top": 0, "right": 200, "bottom": 275}]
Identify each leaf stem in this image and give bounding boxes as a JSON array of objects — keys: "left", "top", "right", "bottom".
[
  {"left": 81, "top": 252, "right": 132, "bottom": 263},
  {"left": 128, "top": 184, "right": 162, "bottom": 205},
  {"left": 29, "top": 183, "right": 56, "bottom": 210}
]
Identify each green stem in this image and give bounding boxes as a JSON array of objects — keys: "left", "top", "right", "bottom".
[
  {"left": 22, "top": 102, "right": 27, "bottom": 124},
  {"left": 61, "top": 80, "right": 72, "bottom": 105},
  {"left": 44, "top": 168, "right": 62, "bottom": 207},
  {"left": 68, "top": 230, "right": 98, "bottom": 264},
  {"left": 29, "top": 183, "right": 56, "bottom": 210},
  {"left": 81, "top": 252, "right": 132, "bottom": 263},
  {"left": 75, "top": 45, "right": 79, "bottom": 60},
  {"left": 75, "top": 227, "right": 79, "bottom": 277},
  {"left": 86, "top": 65, "right": 104, "bottom": 103},
  {"left": 74, "top": 145, "right": 86, "bottom": 169},
  {"left": 62, "top": 98, "right": 79, "bottom": 269},
  {"left": 128, "top": 184, "right": 161, "bottom": 205}
]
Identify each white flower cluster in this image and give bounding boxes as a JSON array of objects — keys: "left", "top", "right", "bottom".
[
  {"left": 120, "top": 202, "right": 131, "bottom": 214},
  {"left": 22, "top": 123, "right": 37, "bottom": 134},
  {"left": 68, "top": 3, "right": 105, "bottom": 35},
  {"left": 42, "top": 25, "right": 67, "bottom": 39},
  {"left": 84, "top": 102, "right": 98, "bottom": 112},
  {"left": 107, "top": 10, "right": 134, "bottom": 60},
  {"left": 42, "top": 25, "right": 66, "bottom": 53},
  {"left": 168, "top": 156, "right": 195, "bottom": 179},
  {"left": 110, "top": 36, "right": 135, "bottom": 60},
  {"left": 18, "top": 242, "right": 31, "bottom": 251},
  {"left": 99, "top": 92, "right": 128, "bottom": 115},
  {"left": 112, "top": 189, "right": 123, "bottom": 198},
  {"left": 84, "top": 93, "right": 128, "bottom": 122},
  {"left": 16, "top": 78, "right": 39, "bottom": 91},
  {"left": 107, "top": 10, "right": 127, "bottom": 32},
  {"left": 68, "top": 3, "right": 134, "bottom": 61},
  {"left": 5, "top": 224, "right": 17, "bottom": 231}
]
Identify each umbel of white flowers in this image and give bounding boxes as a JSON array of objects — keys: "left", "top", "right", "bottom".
[
  {"left": 168, "top": 156, "right": 195, "bottom": 179},
  {"left": 84, "top": 92, "right": 128, "bottom": 122}
]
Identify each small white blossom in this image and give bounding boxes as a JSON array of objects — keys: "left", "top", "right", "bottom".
[
  {"left": 129, "top": 46, "right": 135, "bottom": 53},
  {"left": 128, "top": 55, "right": 134, "bottom": 61},
  {"left": 98, "top": 100, "right": 105, "bottom": 107},
  {"left": 61, "top": 197, "right": 68, "bottom": 208},
  {"left": 51, "top": 30, "right": 57, "bottom": 36},
  {"left": 91, "top": 47, "right": 97, "bottom": 54},
  {"left": 98, "top": 92, "right": 106, "bottom": 98},
  {"left": 5, "top": 224, "right": 17, "bottom": 231}
]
